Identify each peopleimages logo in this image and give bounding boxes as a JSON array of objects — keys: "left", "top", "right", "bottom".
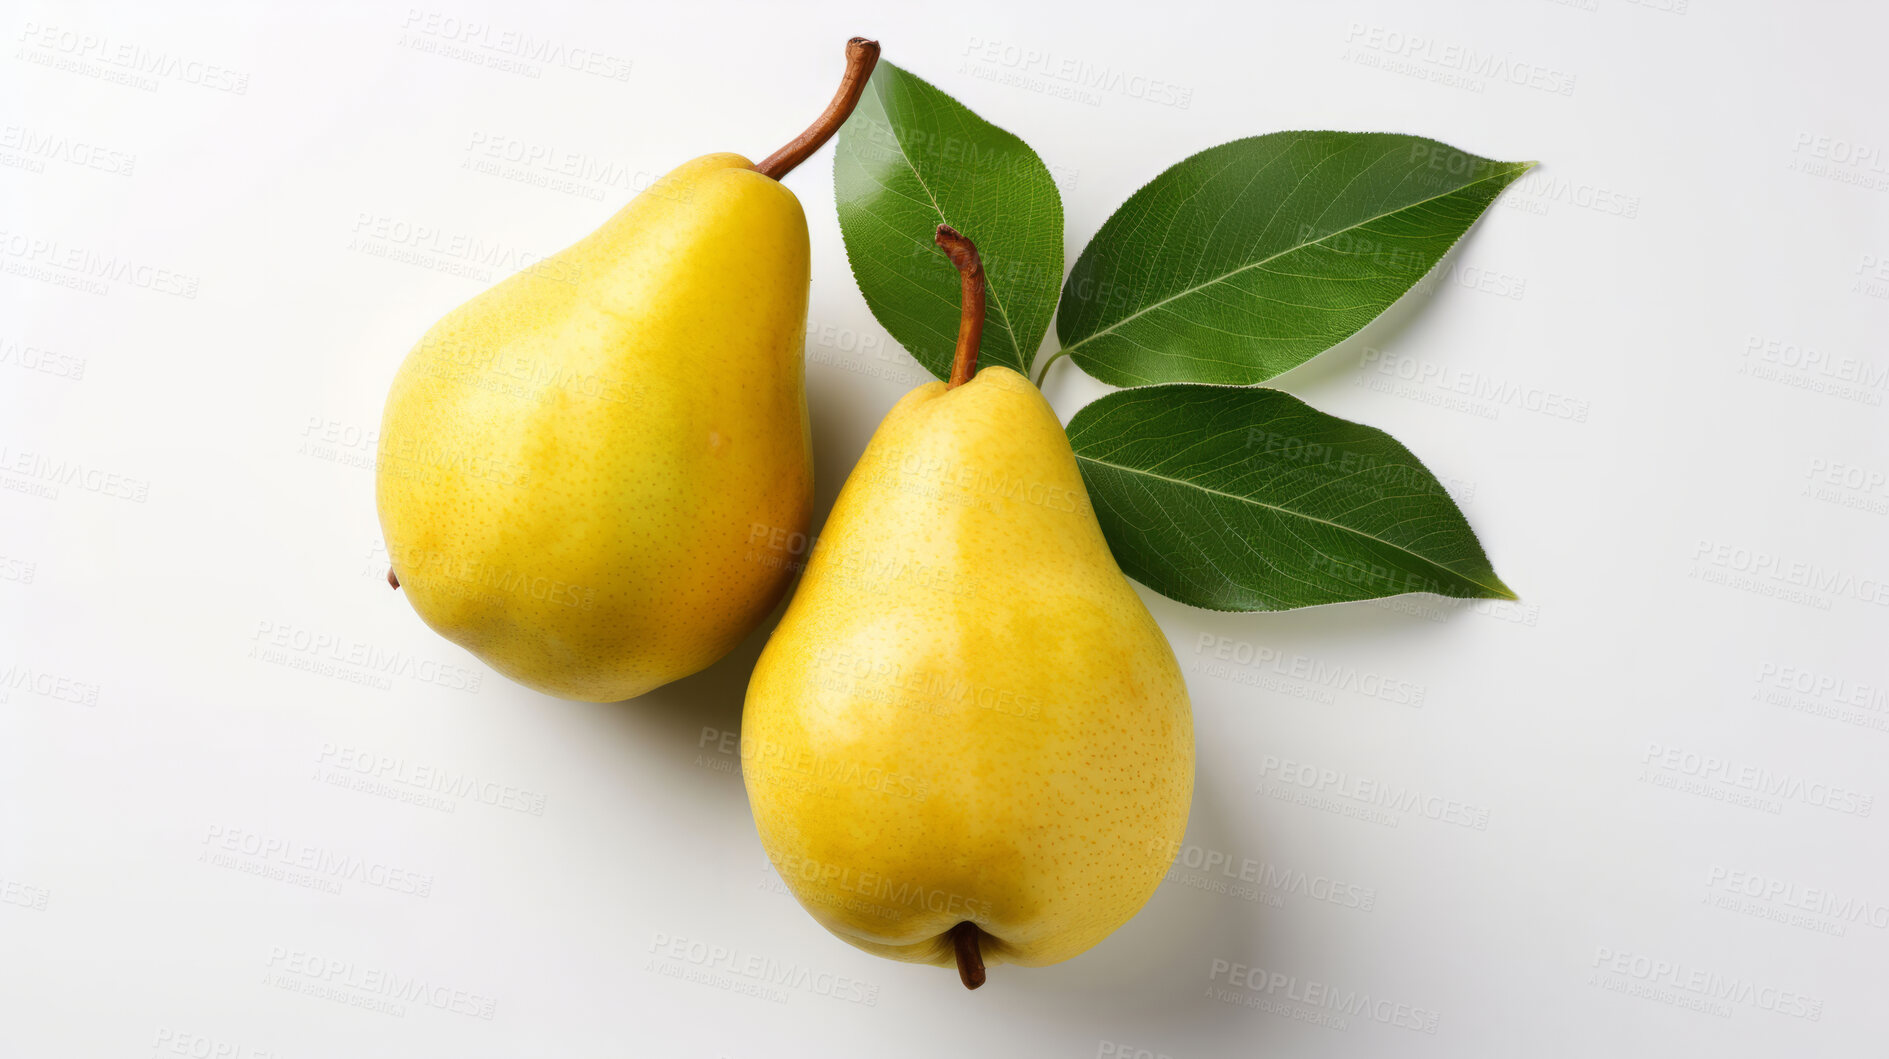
[
  {"left": 960, "top": 37, "right": 1194, "bottom": 109},
  {"left": 315, "top": 743, "right": 547, "bottom": 815},
  {"left": 396, "top": 10, "right": 633, "bottom": 81},
  {"left": 1741, "top": 336, "right": 1889, "bottom": 403},
  {"left": 813, "top": 647, "right": 1044, "bottom": 720},
  {"left": 1155, "top": 839, "right": 1378, "bottom": 910},
  {"left": 1689, "top": 539, "right": 1889, "bottom": 608},
  {"left": 0, "top": 555, "right": 36, "bottom": 584},
  {"left": 1590, "top": 946, "right": 1823, "bottom": 1020},
  {"left": 251, "top": 620, "right": 484, "bottom": 692},
  {"left": 1258, "top": 755, "right": 1491, "bottom": 830},
  {"left": 1242, "top": 423, "right": 1459, "bottom": 497},
  {"left": 0, "top": 336, "right": 86, "bottom": 380},
  {"left": 767, "top": 852, "right": 992, "bottom": 921},
  {"left": 741, "top": 735, "right": 932, "bottom": 802},
  {"left": 646, "top": 932, "right": 880, "bottom": 1006},
  {"left": 0, "top": 662, "right": 101, "bottom": 706},
  {"left": 264, "top": 947, "right": 497, "bottom": 1019},
  {"left": 0, "top": 877, "right": 51, "bottom": 911},
  {"left": 384, "top": 539, "right": 595, "bottom": 612},
  {"left": 1752, "top": 658, "right": 1889, "bottom": 734},
  {"left": 0, "top": 124, "right": 136, "bottom": 176},
  {"left": 1640, "top": 743, "right": 1873, "bottom": 816},
  {"left": 1194, "top": 635, "right": 1426, "bottom": 706},
  {"left": 1359, "top": 347, "right": 1593, "bottom": 422},
  {"left": 348, "top": 213, "right": 577, "bottom": 288},
  {"left": 1706, "top": 866, "right": 1889, "bottom": 931},
  {"left": 1208, "top": 959, "right": 1441, "bottom": 1033},
  {"left": 1788, "top": 132, "right": 1889, "bottom": 191},
  {"left": 882, "top": 448, "right": 1084, "bottom": 513},
  {"left": 0, "top": 443, "right": 150, "bottom": 502},
  {"left": 15, "top": 22, "right": 251, "bottom": 93},
  {"left": 1756, "top": 661, "right": 1886, "bottom": 709},
  {"left": 1342, "top": 22, "right": 1577, "bottom": 97},
  {"left": 200, "top": 825, "right": 434, "bottom": 897},
  {"left": 463, "top": 131, "right": 662, "bottom": 196},
  {"left": 0, "top": 231, "right": 200, "bottom": 298}
]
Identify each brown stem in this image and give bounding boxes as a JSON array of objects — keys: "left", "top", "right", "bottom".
[
  {"left": 935, "top": 225, "right": 985, "bottom": 389},
  {"left": 753, "top": 37, "right": 880, "bottom": 180},
  {"left": 387, "top": 569, "right": 400, "bottom": 589},
  {"left": 950, "top": 921, "right": 986, "bottom": 990}
]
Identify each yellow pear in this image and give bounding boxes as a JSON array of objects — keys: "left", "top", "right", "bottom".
[
  {"left": 742, "top": 227, "right": 1194, "bottom": 987},
  {"left": 377, "top": 40, "right": 879, "bottom": 701}
]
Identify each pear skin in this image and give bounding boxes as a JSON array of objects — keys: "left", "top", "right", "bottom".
[
  {"left": 741, "top": 366, "right": 1195, "bottom": 973},
  {"left": 377, "top": 153, "right": 813, "bottom": 701}
]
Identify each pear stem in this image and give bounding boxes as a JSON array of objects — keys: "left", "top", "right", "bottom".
[
  {"left": 753, "top": 37, "right": 881, "bottom": 180},
  {"left": 950, "top": 921, "right": 987, "bottom": 990},
  {"left": 936, "top": 225, "right": 985, "bottom": 389},
  {"left": 387, "top": 569, "right": 400, "bottom": 589}
]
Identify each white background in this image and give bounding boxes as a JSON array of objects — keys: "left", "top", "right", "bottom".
[{"left": 4, "top": 1, "right": 1886, "bottom": 1055}]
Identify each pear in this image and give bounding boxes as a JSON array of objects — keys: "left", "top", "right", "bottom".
[
  {"left": 742, "top": 227, "right": 1194, "bottom": 987},
  {"left": 377, "top": 39, "right": 879, "bottom": 701}
]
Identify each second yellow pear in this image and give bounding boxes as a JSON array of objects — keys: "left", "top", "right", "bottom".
[{"left": 743, "top": 360, "right": 1195, "bottom": 982}]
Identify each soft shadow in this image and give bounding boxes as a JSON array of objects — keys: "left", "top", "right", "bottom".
[
  {"left": 603, "top": 614, "right": 772, "bottom": 739},
  {"left": 949, "top": 763, "right": 1283, "bottom": 1044},
  {"left": 1141, "top": 583, "right": 1463, "bottom": 655}
]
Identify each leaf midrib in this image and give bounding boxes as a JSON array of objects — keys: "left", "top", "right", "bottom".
[
  {"left": 1074, "top": 450, "right": 1508, "bottom": 596},
  {"left": 1063, "top": 162, "right": 1527, "bottom": 354},
  {"left": 866, "top": 77, "right": 1027, "bottom": 370}
]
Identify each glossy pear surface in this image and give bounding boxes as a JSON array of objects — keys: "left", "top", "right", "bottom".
[
  {"left": 742, "top": 367, "right": 1194, "bottom": 970},
  {"left": 377, "top": 153, "right": 813, "bottom": 701}
]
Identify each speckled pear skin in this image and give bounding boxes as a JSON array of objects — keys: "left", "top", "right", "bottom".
[
  {"left": 376, "top": 153, "right": 813, "bottom": 702},
  {"left": 742, "top": 366, "right": 1193, "bottom": 971}
]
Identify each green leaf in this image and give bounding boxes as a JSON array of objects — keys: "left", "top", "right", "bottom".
[
  {"left": 1065, "top": 384, "right": 1513, "bottom": 611},
  {"left": 835, "top": 61, "right": 1063, "bottom": 381},
  {"left": 1056, "top": 133, "right": 1533, "bottom": 387}
]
